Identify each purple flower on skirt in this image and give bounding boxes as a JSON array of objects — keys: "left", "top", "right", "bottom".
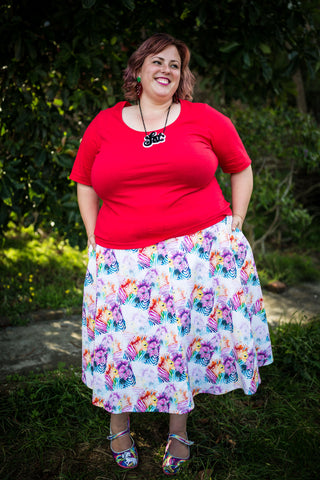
[
  {"left": 134, "top": 282, "right": 151, "bottom": 309},
  {"left": 202, "top": 289, "right": 214, "bottom": 309},
  {"left": 105, "top": 250, "right": 116, "bottom": 266},
  {"left": 173, "top": 252, "right": 187, "bottom": 271},
  {"left": 194, "top": 289, "right": 214, "bottom": 315},
  {"left": 179, "top": 309, "right": 191, "bottom": 334},
  {"left": 198, "top": 232, "right": 214, "bottom": 258},
  {"left": 246, "top": 350, "right": 255, "bottom": 370},
  {"left": 235, "top": 242, "right": 247, "bottom": 266},
  {"left": 147, "top": 337, "right": 160, "bottom": 357},
  {"left": 110, "top": 304, "right": 125, "bottom": 326},
  {"left": 164, "top": 295, "right": 176, "bottom": 318},
  {"left": 157, "top": 393, "right": 170, "bottom": 412},
  {"left": 171, "top": 252, "right": 191, "bottom": 279},
  {"left": 257, "top": 349, "right": 271, "bottom": 366},
  {"left": 222, "top": 250, "right": 236, "bottom": 271},
  {"left": 94, "top": 345, "right": 107, "bottom": 365},
  {"left": 137, "top": 283, "right": 150, "bottom": 302},
  {"left": 103, "top": 249, "right": 119, "bottom": 273},
  {"left": 157, "top": 242, "right": 168, "bottom": 263},
  {"left": 180, "top": 310, "right": 190, "bottom": 327},
  {"left": 117, "top": 361, "right": 134, "bottom": 381},
  {"left": 104, "top": 392, "right": 121, "bottom": 411},
  {"left": 223, "top": 355, "right": 237, "bottom": 375},
  {"left": 173, "top": 353, "right": 185, "bottom": 374},
  {"left": 199, "top": 342, "right": 214, "bottom": 362},
  {"left": 220, "top": 304, "right": 233, "bottom": 330}
]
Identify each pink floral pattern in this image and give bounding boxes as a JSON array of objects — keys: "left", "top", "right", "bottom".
[{"left": 82, "top": 217, "right": 273, "bottom": 414}]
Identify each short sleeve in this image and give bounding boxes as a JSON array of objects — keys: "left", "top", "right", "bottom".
[
  {"left": 69, "top": 113, "right": 102, "bottom": 185},
  {"left": 205, "top": 105, "right": 251, "bottom": 174}
]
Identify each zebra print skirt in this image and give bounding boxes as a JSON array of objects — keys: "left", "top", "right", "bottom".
[{"left": 81, "top": 216, "right": 273, "bottom": 414}]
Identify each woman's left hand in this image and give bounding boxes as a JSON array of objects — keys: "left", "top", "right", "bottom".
[{"left": 231, "top": 214, "right": 244, "bottom": 231}]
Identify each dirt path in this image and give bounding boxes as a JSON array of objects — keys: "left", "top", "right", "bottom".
[{"left": 0, "top": 283, "right": 319, "bottom": 382}]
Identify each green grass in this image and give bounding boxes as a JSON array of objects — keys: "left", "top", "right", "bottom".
[
  {"left": 1, "top": 318, "right": 319, "bottom": 480},
  {"left": 0, "top": 227, "right": 319, "bottom": 478},
  {"left": 0, "top": 225, "right": 87, "bottom": 325}
]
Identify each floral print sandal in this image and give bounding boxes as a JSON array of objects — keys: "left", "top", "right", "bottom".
[
  {"left": 162, "top": 433, "right": 194, "bottom": 475},
  {"left": 107, "top": 421, "right": 138, "bottom": 469}
]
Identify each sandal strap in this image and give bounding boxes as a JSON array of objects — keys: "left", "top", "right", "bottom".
[
  {"left": 168, "top": 433, "right": 194, "bottom": 446},
  {"left": 107, "top": 427, "right": 130, "bottom": 441}
]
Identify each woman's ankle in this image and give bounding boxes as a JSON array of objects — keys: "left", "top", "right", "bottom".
[{"left": 110, "top": 413, "right": 130, "bottom": 433}]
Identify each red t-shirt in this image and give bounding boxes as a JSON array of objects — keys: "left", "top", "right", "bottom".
[{"left": 70, "top": 100, "right": 251, "bottom": 249}]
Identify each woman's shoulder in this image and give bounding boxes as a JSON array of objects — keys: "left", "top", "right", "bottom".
[
  {"left": 181, "top": 99, "right": 229, "bottom": 121},
  {"left": 86, "top": 101, "right": 129, "bottom": 130},
  {"left": 95, "top": 101, "right": 129, "bottom": 119}
]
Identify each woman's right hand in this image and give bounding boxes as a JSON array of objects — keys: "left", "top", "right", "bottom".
[{"left": 87, "top": 233, "right": 96, "bottom": 250}]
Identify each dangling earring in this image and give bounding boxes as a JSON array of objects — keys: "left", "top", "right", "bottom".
[{"left": 136, "top": 76, "right": 142, "bottom": 99}]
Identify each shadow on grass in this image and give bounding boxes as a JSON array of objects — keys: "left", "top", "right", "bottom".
[{"left": 1, "top": 318, "right": 319, "bottom": 480}]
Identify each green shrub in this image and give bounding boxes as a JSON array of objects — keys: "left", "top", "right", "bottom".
[
  {"left": 217, "top": 106, "right": 320, "bottom": 253},
  {"left": 255, "top": 251, "right": 320, "bottom": 286}
]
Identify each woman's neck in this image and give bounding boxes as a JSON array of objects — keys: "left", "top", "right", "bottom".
[{"left": 138, "top": 96, "right": 173, "bottom": 118}]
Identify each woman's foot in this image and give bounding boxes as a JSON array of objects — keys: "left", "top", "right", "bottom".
[
  {"left": 162, "top": 433, "right": 194, "bottom": 475},
  {"left": 110, "top": 414, "right": 132, "bottom": 452},
  {"left": 166, "top": 431, "right": 189, "bottom": 458},
  {"left": 108, "top": 414, "right": 138, "bottom": 469}
]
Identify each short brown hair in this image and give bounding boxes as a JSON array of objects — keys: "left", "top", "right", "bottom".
[{"left": 123, "top": 33, "right": 196, "bottom": 102}]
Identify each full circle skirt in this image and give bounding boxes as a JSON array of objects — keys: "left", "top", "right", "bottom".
[{"left": 81, "top": 216, "right": 273, "bottom": 414}]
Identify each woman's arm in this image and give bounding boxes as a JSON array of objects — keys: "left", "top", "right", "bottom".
[
  {"left": 230, "top": 165, "right": 253, "bottom": 231},
  {"left": 77, "top": 183, "right": 100, "bottom": 248}
]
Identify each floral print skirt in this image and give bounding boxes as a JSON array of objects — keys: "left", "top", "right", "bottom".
[{"left": 82, "top": 216, "right": 273, "bottom": 414}]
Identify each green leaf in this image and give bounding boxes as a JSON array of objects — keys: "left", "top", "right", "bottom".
[
  {"left": 243, "top": 52, "right": 251, "bottom": 67},
  {"left": 180, "top": 8, "right": 191, "bottom": 20},
  {"left": 82, "top": 0, "right": 96, "bottom": 8},
  {"left": 192, "top": 51, "right": 208, "bottom": 68},
  {"left": 122, "top": 0, "right": 135, "bottom": 11},
  {"left": 259, "top": 43, "right": 271, "bottom": 55},
  {"left": 219, "top": 42, "right": 240, "bottom": 53}
]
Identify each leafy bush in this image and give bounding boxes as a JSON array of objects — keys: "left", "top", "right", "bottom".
[
  {"left": 217, "top": 105, "right": 320, "bottom": 252},
  {"left": 255, "top": 251, "right": 320, "bottom": 286},
  {"left": 1, "top": 2, "right": 319, "bottom": 252}
]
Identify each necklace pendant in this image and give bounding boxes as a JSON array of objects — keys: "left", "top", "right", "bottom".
[{"left": 143, "top": 131, "right": 166, "bottom": 148}]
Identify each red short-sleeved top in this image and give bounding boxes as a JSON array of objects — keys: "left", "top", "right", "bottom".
[{"left": 70, "top": 100, "right": 251, "bottom": 249}]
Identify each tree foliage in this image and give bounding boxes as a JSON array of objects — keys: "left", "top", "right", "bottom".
[
  {"left": 217, "top": 105, "right": 320, "bottom": 252},
  {"left": 0, "top": 0, "right": 319, "bottom": 249}
]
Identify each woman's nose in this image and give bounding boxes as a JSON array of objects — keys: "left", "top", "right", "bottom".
[{"left": 161, "top": 63, "right": 170, "bottom": 73}]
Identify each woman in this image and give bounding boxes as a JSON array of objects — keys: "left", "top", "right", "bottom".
[{"left": 70, "top": 33, "right": 273, "bottom": 475}]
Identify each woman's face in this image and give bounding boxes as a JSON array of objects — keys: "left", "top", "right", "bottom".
[{"left": 138, "top": 45, "right": 181, "bottom": 102}]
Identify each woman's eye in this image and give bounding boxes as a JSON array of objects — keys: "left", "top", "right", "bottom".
[{"left": 171, "top": 64, "right": 179, "bottom": 69}]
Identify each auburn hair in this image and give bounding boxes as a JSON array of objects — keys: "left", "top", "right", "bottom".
[{"left": 123, "top": 33, "right": 196, "bottom": 102}]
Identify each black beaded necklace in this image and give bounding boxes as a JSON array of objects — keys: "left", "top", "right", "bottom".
[{"left": 138, "top": 99, "right": 172, "bottom": 148}]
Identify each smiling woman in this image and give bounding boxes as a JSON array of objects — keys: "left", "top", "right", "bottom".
[
  {"left": 137, "top": 46, "right": 181, "bottom": 103},
  {"left": 69, "top": 32, "right": 273, "bottom": 475}
]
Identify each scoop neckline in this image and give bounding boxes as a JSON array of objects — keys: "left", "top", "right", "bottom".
[{"left": 121, "top": 99, "right": 183, "bottom": 133}]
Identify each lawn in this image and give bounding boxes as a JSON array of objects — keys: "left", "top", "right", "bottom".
[
  {"left": 0, "top": 318, "right": 319, "bottom": 479},
  {"left": 0, "top": 226, "right": 319, "bottom": 479},
  {"left": 0, "top": 225, "right": 86, "bottom": 325}
]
